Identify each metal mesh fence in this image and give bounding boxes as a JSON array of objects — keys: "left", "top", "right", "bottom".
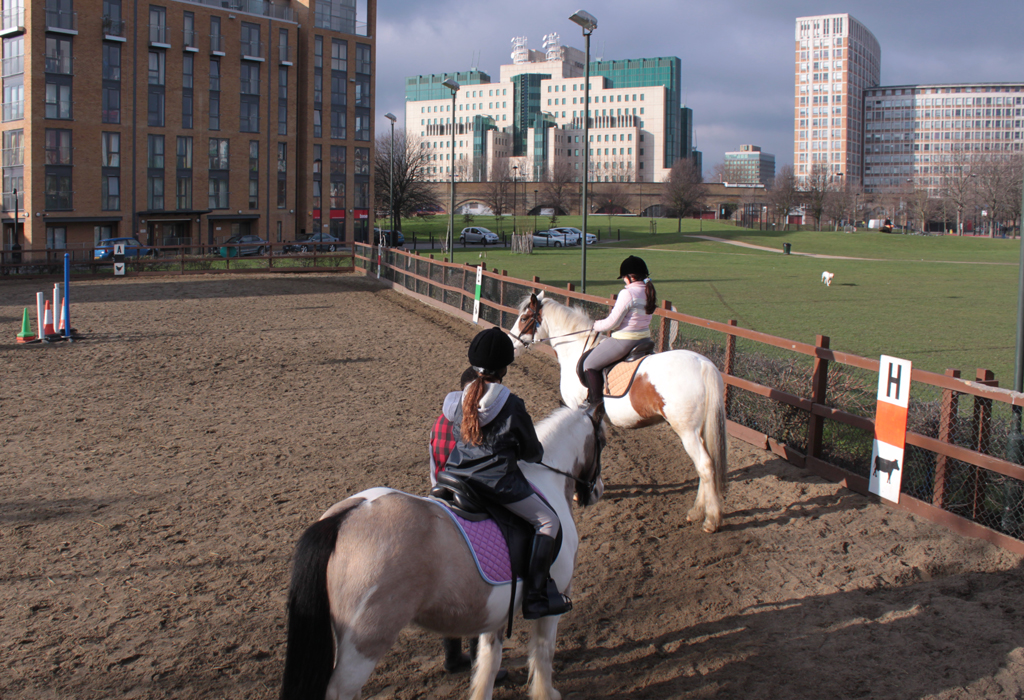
[{"left": 365, "top": 246, "right": 1024, "bottom": 546}]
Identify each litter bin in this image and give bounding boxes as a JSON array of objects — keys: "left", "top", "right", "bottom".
[{"left": 783, "top": 242, "right": 791, "bottom": 255}]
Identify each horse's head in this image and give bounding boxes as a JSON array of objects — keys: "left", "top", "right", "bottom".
[{"left": 509, "top": 291, "right": 547, "bottom": 354}]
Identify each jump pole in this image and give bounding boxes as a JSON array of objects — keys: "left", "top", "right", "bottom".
[
  {"left": 35, "top": 291, "right": 44, "bottom": 341},
  {"left": 63, "top": 253, "right": 71, "bottom": 342}
]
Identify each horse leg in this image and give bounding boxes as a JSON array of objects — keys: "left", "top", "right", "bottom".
[
  {"left": 324, "top": 620, "right": 398, "bottom": 700},
  {"left": 469, "top": 630, "right": 504, "bottom": 700},
  {"left": 678, "top": 430, "right": 723, "bottom": 533},
  {"left": 527, "top": 615, "right": 563, "bottom": 700}
]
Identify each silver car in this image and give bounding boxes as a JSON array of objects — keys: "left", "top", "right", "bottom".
[
  {"left": 532, "top": 230, "right": 570, "bottom": 247},
  {"left": 459, "top": 227, "right": 499, "bottom": 245}
]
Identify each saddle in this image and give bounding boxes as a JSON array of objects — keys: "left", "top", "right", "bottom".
[
  {"left": 429, "top": 472, "right": 561, "bottom": 585},
  {"left": 576, "top": 339, "right": 656, "bottom": 398}
]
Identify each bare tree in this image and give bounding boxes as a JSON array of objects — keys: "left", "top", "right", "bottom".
[
  {"left": 591, "top": 180, "right": 631, "bottom": 214},
  {"left": 766, "top": 165, "right": 800, "bottom": 230},
  {"left": 974, "top": 155, "right": 1022, "bottom": 236},
  {"left": 373, "top": 130, "right": 441, "bottom": 232},
  {"left": 800, "top": 165, "right": 831, "bottom": 230},
  {"left": 482, "top": 158, "right": 513, "bottom": 233},
  {"left": 708, "top": 162, "right": 726, "bottom": 184},
  {"left": 541, "top": 162, "right": 577, "bottom": 215},
  {"left": 906, "top": 187, "right": 938, "bottom": 233},
  {"left": 940, "top": 149, "right": 976, "bottom": 235},
  {"left": 662, "top": 158, "right": 708, "bottom": 232}
]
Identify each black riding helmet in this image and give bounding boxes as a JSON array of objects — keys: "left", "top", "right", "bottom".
[
  {"left": 618, "top": 255, "right": 649, "bottom": 280},
  {"left": 468, "top": 327, "right": 515, "bottom": 374}
]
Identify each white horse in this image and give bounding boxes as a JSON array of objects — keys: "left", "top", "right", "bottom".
[
  {"left": 280, "top": 405, "right": 606, "bottom": 700},
  {"left": 509, "top": 292, "right": 727, "bottom": 533}
]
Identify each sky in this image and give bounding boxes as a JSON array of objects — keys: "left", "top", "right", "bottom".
[{"left": 373, "top": 0, "right": 1024, "bottom": 174}]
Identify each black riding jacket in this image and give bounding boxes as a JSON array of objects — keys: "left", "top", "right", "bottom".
[{"left": 442, "top": 385, "right": 544, "bottom": 504}]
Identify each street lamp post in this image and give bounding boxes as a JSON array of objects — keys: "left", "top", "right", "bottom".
[
  {"left": 569, "top": 9, "right": 597, "bottom": 292},
  {"left": 384, "top": 112, "right": 397, "bottom": 243},
  {"left": 512, "top": 165, "right": 518, "bottom": 234},
  {"left": 534, "top": 189, "right": 538, "bottom": 232},
  {"left": 442, "top": 78, "right": 460, "bottom": 260}
]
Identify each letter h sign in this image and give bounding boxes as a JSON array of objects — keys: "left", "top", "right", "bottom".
[{"left": 870, "top": 355, "right": 912, "bottom": 503}]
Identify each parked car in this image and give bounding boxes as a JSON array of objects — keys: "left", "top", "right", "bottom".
[
  {"left": 219, "top": 234, "right": 269, "bottom": 257},
  {"left": 550, "top": 226, "right": 596, "bottom": 245},
  {"left": 532, "top": 230, "right": 571, "bottom": 247},
  {"left": 372, "top": 228, "right": 405, "bottom": 247},
  {"left": 94, "top": 237, "right": 155, "bottom": 260},
  {"left": 459, "top": 227, "right": 499, "bottom": 245},
  {"left": 547, "top": 227, "right": 581, "bottom": 245},
  {"left": 284, "top": 232, "right": 342, "bottom": 253}
]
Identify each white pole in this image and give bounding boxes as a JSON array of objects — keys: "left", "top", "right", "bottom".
[{"left": 36, "top": 291, "right": 44, "bottom": 340}]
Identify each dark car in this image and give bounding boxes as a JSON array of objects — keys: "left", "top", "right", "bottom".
[
  {"left": 284, "top": 232, "right": 342, "bottom": 253},
  {"left": 94, "top": 237, "right": 155, "bottom": 260},
  {"left": 219, "top": 234, "right": 269, "bottom": 257},
  {"left": 372, "top": 228, "right": 405, "bottom": 247}
]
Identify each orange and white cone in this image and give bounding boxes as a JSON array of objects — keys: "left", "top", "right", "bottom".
[
  {"left": 42, "top": 300, "right": 56, "bottom": 337},
  {"left": 57, "top": 302, "right": 66, "bottom": 334}
]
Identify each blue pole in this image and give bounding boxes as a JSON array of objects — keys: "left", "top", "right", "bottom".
[{"left": 63, "top": 253, "right": 72, "bottom": 342}]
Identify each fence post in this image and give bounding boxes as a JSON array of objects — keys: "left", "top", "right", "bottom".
[
  {"left": 933, "top": 368, "right": 961, "bottom": 509},
  {"left": 723, "top": 319, "right": 738, "bottom": 417},
  {"left": 806, "top": 334, "right": 830, "bottom": 460},
  {"left": 566, "top": 282, "right": 574, "bottom": 292},
  {"left": 972, "top": 368, "right": 997, "bottom": 519},
  {"left": 657, "top": 299, "right": 672, "bottom": 352},
  {"left": 533, "top": 275, "right": 541, "bottom": 294}
]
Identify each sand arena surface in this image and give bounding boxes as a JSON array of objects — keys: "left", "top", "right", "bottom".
[{"left": 1, "top": 272, "right": 1023, "bottom": 699}]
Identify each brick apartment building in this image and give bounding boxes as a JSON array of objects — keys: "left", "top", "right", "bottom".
[{"left": 0, "top": 0, "right": 376, "bottom": 255}]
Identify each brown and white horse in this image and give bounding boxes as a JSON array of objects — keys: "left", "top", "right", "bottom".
[
  {"left": 280, "top": 405, "right": 605, "bottom": 700},
  {"left": 510, "top": 292, "right": 727, "bottom": 533}
]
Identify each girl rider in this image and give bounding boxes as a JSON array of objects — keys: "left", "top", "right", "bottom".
[
  {"left": 582, "top": 255, "right": 657, "bottom": 409},
  {"left": 441, "top": 327, "right": 572, "bottom": 620}
]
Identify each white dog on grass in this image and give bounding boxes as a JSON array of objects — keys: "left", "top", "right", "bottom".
[{"left": 821, "top": 271, "right": 834, "bottom": 286}]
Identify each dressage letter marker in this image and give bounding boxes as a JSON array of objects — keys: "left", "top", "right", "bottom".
[
  {"left": 114, "top": 242, "right": 126, "bottom": 276},
  {"left": 869, "top": 355, "right": 912, "bottom": 503},
  {"left": 472, "top": 266, "right": 483, "bottom": 323}
]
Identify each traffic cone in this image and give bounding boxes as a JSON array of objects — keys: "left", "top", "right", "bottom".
[
  {"left": 42, "top": 300, "right": 57, "bottom": 338},
  {"left": 16, "top": 307, "right": 35, "bottom": 343}
]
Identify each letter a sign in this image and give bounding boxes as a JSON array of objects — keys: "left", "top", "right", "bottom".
[{"left": 870, "top": 355, "right": 912, "bottom": 503}]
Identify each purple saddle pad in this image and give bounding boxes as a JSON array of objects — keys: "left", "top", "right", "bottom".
[{"left": 445, "top": 510, "right": 513, "bottom": 585}]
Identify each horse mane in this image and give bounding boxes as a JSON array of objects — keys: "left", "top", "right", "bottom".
[
  {"left": 517, "top": 294, "right": 593, "bottom": 333},
  {"left": 533, "top": 405, "right": 581, "bottom": 446}
]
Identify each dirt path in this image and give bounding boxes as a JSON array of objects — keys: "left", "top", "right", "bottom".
[{"left": 1, "top": 272, "right": 1022, "bottom": 700}]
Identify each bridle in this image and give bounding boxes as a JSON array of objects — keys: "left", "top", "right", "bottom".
[
  {"left": 510, "top": 296, "right": 597, "bottom": 350},
  {"left": 535, "top": 406, "right": 605, "bottom": 507}
]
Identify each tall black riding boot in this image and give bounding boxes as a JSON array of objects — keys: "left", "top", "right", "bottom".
[
  {"left": 522, "top": 534, "right": 573, "bottom": 620},
  {"left": 583, "top": 369, "right": 605, "bottom": 409},
  {"left": 442, "top": 637, "right": 471, "bottom": 673}
]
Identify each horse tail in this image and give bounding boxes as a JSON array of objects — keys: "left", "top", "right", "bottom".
[
  {"left": 702, "top": 361, "right": 728, "bottom": 497},
  {"left": 280, "top": 503, "right": 361, "bottom": 700}
]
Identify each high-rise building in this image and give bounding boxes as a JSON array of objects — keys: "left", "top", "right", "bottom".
[
  {"left": 724, "top": 145, "right": 775, "bottom": 186},
  {"left": 863, "top": 83, "right": 1024, "bottom": 194},
  {"left": 0, "top": 0, "right": 376, "bottom": 255},
  {"left": 405, "top": 35, "right": 695, "bottom": 184},
  {"left": 793, "top": 13, "right": 880, "bottom": 185}
]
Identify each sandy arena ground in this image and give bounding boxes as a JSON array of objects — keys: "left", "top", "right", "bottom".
[{"left": 1, "top": 272, "right": 1023, "bottom": 700}]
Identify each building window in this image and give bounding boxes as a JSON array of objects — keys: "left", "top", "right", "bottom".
[
  {"left": 276, "top": 142, "right": 286, "bottom": 208},
  {"left": 356, "top": 43, "right": 370, "bottom": 74},
  {"left": 102, "top": 132, "right": 120, "bottom": 166},
  {"left": 240, "top": 99, "right": 259, "bottom": 133},
  {"left": 2, "top": 128, "right": 23, "bottom": 211},
  {"left": 182, "top": 53, "right": 193, "bottom": 89},
  {"left": 330, "top": 145, "right": 345, "bottom": 174},
  {"left": 2, "top": 35, "right": 24, "bottom": 79},
  {"left": 354, "top": 147, "right": 369, "bottom": 175},
  {"left": 175, "top": 175, "right": 190, "bottom": 209},
  {"left": 148, "top": 5, "right": 167, "bottom": 45},
  {"left": 46, "top": 225, "right": 67, "bottom": 249},
  {"left": 210, "top": 16, "right": 222, "bottom": 53},
  {"left": 2, "top": 73, "right": 22, "bottom": 121},
  {"left": 45, "top": 79, "right": 71, "bottom": 119},
  {"left": 330, "top": 109, "right": 345, "bottom": 139},
  {"left": 208, "top": 174, "right": 228, "bottom": 209},
  {"left": 170, "top": 139, "right": 190, "bottom": 181},
  {"left": 148, "top": 50, "right": 164, "bottom": 85},
  {"left": 208, "top": 138, "right": 228, "bottom": 169},
  {"left": 240, "top": 62, "right": 259, "bottom": 95},
  {"left": 249, "top": 140, "right": 258, "bottom": 209},
  {"left": 44, "top": 173, "right": 72, "bottom": 210},
  {"left": 241, "top": 22, "right": 260, "bottom": 58},
  {"left": 277, "top": 67, "right": 288, "bottom": 135},
  {"left": 103, "top": 85, "right": 120, "bottom": 123},
  {"left": 183, "top": 11, "right": 195, "bottom": 48},
  {"left": 148, "top": 174, "right": 163, "bottom": 209},
  {"left": 147, "top": 90, "right": 164, "bottom": 126},
  {"left": 148, "top": 134, "right": 164, "bottom": 168},
  {"left": 44, "top": 128, "right": 71, "bottom": 164},
  {"left": 355, "top": 113, "right": 369, "bottom": 141},
  {"left": 355, "top": 77, "right": 370, "bottom": 108},
  {"left": 102, "top": 43, "right": 120, "bottom": 80},
  {"left": 45, "top": 36, "right": 72, "bottom": 75},
  {"left": 209, "top": 58, "right": 220, "bottom": 130},
  {"left": 331, "top": 38, "right": 346, "bottom": 71},
  {"left": 102, "top": 173, "right": 119, "bottom": 210}
]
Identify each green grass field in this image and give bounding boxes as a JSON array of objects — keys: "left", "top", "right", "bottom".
[{"left": 397, "top": 215, "right": 1023, "bottom": 383}]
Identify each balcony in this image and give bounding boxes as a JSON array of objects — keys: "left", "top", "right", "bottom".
[
  {"left": 278, "top": 44, "right": 291, "bottom": 64},
  {"left": 0, "top": 8, "right": 24, "bottom": 34},
  {"left": 2, "top": 100, "right": 23, "bottom": 122},
  {"left": 2, "top": 146, "right": 23, "bottom": 167},
  {"left": 102, "top": 15, "right": 125, "bottom": 38},
  {"left": 1, "top": 54, "right": 23, "bottom": 77},
  {"left": 2, "top": 191, "right": 24, "bottom": 212},
  {"left": 209, "top": 33, "right": 224, "bottom": 55},
  {"left": 183, "top": 28, "right": 198, "bottom": 51},
  {"left": 149, "top": 23, "right": 170, "bottom": 47},
  {"left": 46, "top": 9, "right": 77, "bottom": 33},
  {"left": 241, "top": 40, "right": 263, "bottom": 60},
  {"left": 44, "top": 53, "right": 73, "bottom": 75}
]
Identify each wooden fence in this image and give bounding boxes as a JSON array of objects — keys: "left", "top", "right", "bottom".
[{"left": 356, "top": 241, "right": 1024, "bottom": 555}]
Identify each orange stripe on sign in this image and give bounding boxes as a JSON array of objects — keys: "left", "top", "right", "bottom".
[{"left": 875, "top": 399, "right": 909, "bottom": 448}]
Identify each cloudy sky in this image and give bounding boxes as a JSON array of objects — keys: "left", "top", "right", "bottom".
[{"left": 373, "top": 0, "right": 1024, "bottom": 174}]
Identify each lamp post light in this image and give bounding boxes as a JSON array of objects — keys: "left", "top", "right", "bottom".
[
  {"left": 384, "top": 112, "right": 397, "bottom": 245},
  {"left": 569, "top": 8, "right": 597, "bottom": 292},
  {"left": 442, "top": 77, "right": 460, "bottom": 260}
]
